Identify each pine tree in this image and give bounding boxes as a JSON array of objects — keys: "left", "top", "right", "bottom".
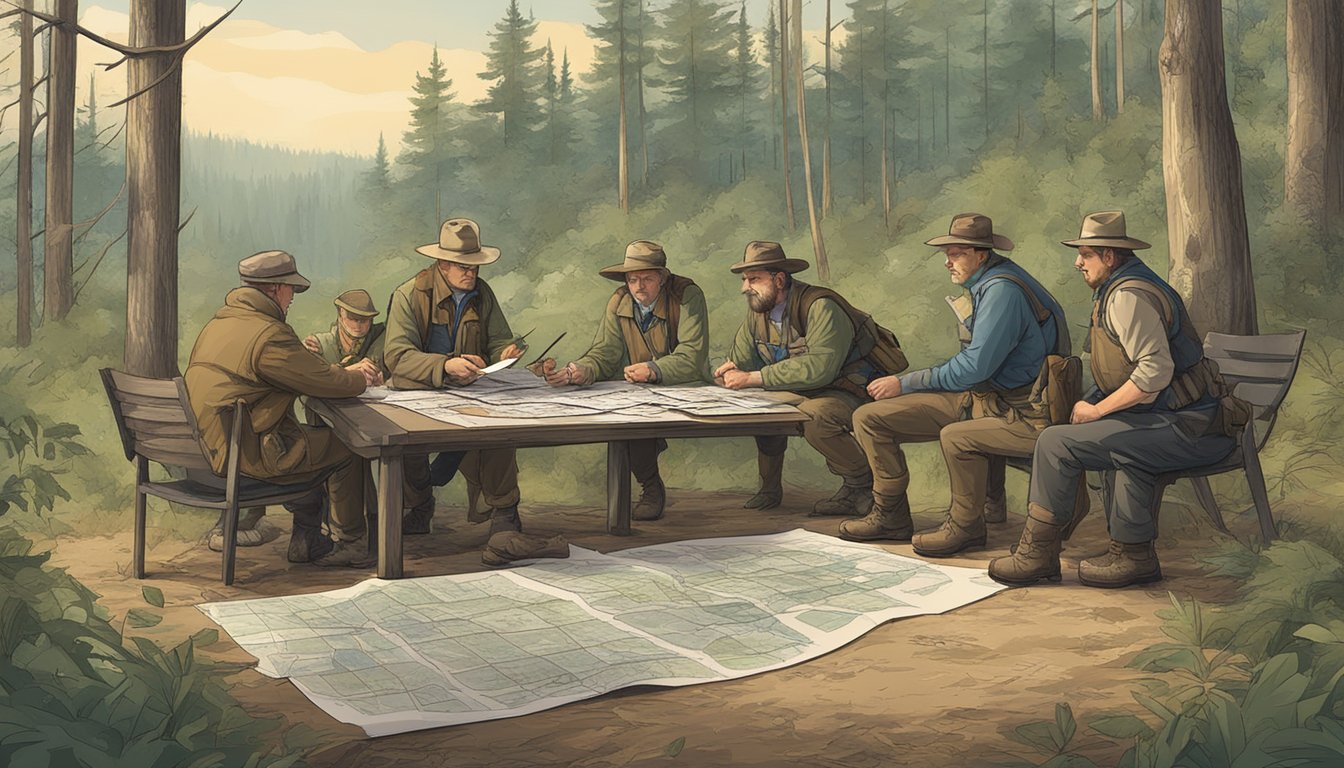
[
  {"left": 399, "top": 47, "right": 458, "bottom": 226},
  {"left": 585, "top": 0, "right": 650, "bottom": 188},
  {"left": 364, "top": 133, "right": 391, "bottom": 193},
  {"left": 477, "top": 0, "right": 545, "bottom": 148},
  {"left": 656, "top": 0, "right": 737, "bottom": 174},
  {"left": 764, "top": 2, "right": 780, "bottom": 169},
  {"left": 732, "top": 1, "right": 756, "bottom": 181},
  {"left": 544, "top": 41, "right": 559, "bottom": 162}
]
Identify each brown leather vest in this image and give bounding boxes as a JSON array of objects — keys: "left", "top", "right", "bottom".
[{"left": 609, "top": 275, "right": 694, "bottom": 364}]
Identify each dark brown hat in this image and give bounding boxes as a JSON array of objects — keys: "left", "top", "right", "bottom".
[
  {"left": 599, "top": 240, "right": 670, "bottom": 281},
  {"left": 238, "top": 250, "right": 311, "bottom": 292},
  {"left": 1061, "top": 210, "right": 1152, "bottom": 250},
  {"left": 729, "top": 240, "right": 811, "bottom": 274},
  {"left": 925, "top": 213, "right": 1015, "bottom": 251},
  {"left": 416, "top": 218, "right": 502, "bottom": 265},
  {"left": 333, "top": 289, "right": 378, "bottom": 317}
]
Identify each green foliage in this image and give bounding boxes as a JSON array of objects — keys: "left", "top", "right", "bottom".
[
  {"left": 478, "top": 0, "right": 547, "bottom": 148},
  {"left": 0, "top": 526, "right": 306, "bottom": 767},
  {"left": 0, "top": 413, "right": 90, "bottom": 517}
]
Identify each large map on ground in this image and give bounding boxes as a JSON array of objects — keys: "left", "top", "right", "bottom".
[{"left": 198, "top": 530, "right": 1004, "bottom": 736}]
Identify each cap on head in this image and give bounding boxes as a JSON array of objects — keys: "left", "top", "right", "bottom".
[
  {"left": 238, "top": 250, "right": 311, "bottom": 292},
  {"left": 925, "top": 212, "right": 1015, "bottom": 251},
  {"left": 415, "top": 218, "right": 502, "bottom": 265},
  {"left": 729, "top": 240, "right": 811, "bottom": 274},
  {"left": 1061, "top": 211, "right": 1152, "bottom": 250},
  {"left": 599, "top": 240, "right": 670, "bottom": 282},
  {"left": 333, "top": 289, "right": 378, "bottom": 317}
]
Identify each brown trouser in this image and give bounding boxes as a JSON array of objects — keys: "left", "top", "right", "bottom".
[
  {"left": 242, "top": 427, "right": 368, "bottom": 543},
  {"left": 758, "top": 389, "right": 870, "bottom": 480},
  {"left": 404, "top": 447, "right": 521, "bottom": 512},
  {"left": 854, "top": 390, "right": 1042, "bottom": 510},
  {"left": 629, "top": 438, "right": 667, "bottom": 485}
]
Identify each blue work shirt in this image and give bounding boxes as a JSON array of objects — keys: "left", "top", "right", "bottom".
[{"left": 900, "top": 254, "right": 1063, "bottom": 393}]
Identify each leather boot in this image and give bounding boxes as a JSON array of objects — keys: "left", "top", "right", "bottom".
[
  {"left": 982, "top": 487, "right": 1008, "bottom": 524},
  {"left": 745, "top": 451, "right": 784, "bottom": 510},
  {"left": 633, "top": 476, "right": 667, "bottom": 521},
  {"left": 838, "top": 494, "right": 913, "bottom": 542},
  {"left": 912, "top": 516, "right": 987, "bottom": 558},
  {"left": 489, "top": 504, "right": 523, "bottom": 535},
  {"left": 286, "top": 523, "right": 334, "bottom": 564},
  {"left": 402, "top": 499, "right": 434, "bottom": 535},
  {"left": 988, "top": 505, "right": 1064, "bottom": 586},
  {"left": 315, "top": 538, "right": 375, "bottom": 568},
  {"left": 811, "top": 474, "right": 875, "bottom": 518},
  {"left": 1078, "top": 540, "right": 1163, "bottom": 588}
]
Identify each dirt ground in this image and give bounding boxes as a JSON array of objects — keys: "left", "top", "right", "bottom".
[{"left": 42, "top": 486, "right": 1241, "bottom": 768}]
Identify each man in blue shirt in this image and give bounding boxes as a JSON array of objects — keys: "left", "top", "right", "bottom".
[{"left": 840, "top": 213, "right": 1069, "bottom": 550}]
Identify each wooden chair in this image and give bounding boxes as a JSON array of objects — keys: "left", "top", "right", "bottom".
[{"left": 100, "top": 368, "right": 332, "bottom": 585}]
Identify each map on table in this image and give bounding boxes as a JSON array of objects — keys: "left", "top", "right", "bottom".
[
  {"left": 198, "top": 529, "right": 1004, "bottom": 736},
  {"left": 357, "top": 368, "right": 795, "bottom": 427}
]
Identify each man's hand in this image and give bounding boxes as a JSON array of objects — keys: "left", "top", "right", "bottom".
[
  {"left": 349, "top": 358, "right": 383, "bottom": 387},
  {"left": 302, "top": 335, "right": 321, "bottom": 354},
  {"left": 542, "top": 359, "right": 571, "bottom": 387},
  {"left": 721, "top": 369, "right": 762, "bottom": 390},
  {"left": 624, "top": 363, "right": 656, "bottom": 384},
  {"left": 444, "top": 357, "right": 483, "bottom": 386},
  {"left": 867, "top": 375, "right": 903, "bottom": 401},
  {"left": 499, "top": 343, "right": 525, "bottom": 361},
  {"left": 713, "top": 360, "right": 739, "bottom": 379},
  {"left": 1070, "top": 401, "right": 1103, "bottom": 424},
  {"left": 545, "top": 362, "right": 588, "bottom": 387},
  {"left": 460, "top": 354, "right": 487, "bottom": 369}
]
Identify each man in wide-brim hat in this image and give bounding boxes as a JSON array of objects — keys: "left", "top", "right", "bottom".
[
  {"left": 715, "top": 240, "right": 906, "bottom": 516},
  {"left": 535, "top": 240, "right": 711, "bottom": 521},
  {"left": 383, "top": 218, "right": 529, "bottom": 536},
  {"left": 989, "top": 211, "right": 1243, "bottom": 589},
  {"left": 840, "top": 213, "right": 1078, "bottom": 555},
  {"left": 185, "top": 250, "right": 384, "bottom": 568},
  {"left": 303, "top": 289, "right": 387, "bottom": 370}
]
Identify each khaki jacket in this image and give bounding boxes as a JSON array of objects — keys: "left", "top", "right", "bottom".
[
  {"left": 574, "top": 276, "right": 710, "bottom": 385},
  {"left": 384, "top": 267, "right": 514, "bottom": 389},
  {"left": 185, "top": 288, "right": 365, "bottom": 478},
  {"left": 727, "top": 282, "right": 857, "bottom": 395},
  {"left": 312, "top": 322, "right": 387, "bottom": 371}
]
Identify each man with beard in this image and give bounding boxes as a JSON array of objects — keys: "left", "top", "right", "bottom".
[
  {"left": 536, "top": 240, "right": 710, "bottom": 521},
  {"left": 716, "top": 241, "right": 904, "bottom": 516},
  {"left": 989, "top": 212, "right": 1244, "bottom": 588},
  {"left": 303, "top": 289, "right": 386, "bottom": 370},
  {"left": 383, "top": 218, "right": 527, "bottom": 536}
]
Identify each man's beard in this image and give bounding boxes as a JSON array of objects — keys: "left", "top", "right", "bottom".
[{"left": 745, "top": 290, "right": 775, "bottom": 313}]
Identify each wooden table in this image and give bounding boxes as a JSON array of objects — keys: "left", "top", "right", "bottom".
[{"left": 306, "top": 392, "right": 807, "bottom": 579}]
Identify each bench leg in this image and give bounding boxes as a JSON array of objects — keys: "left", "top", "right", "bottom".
[
  {"left": 134, "top": 457, "right": 148, "bottom": 579},
  {"left": 222, "top": 498, "right": 239, "bottom": 586},
  {"left": 1241, "top": 437, "right": 1277, "bottom": 543},
  {"left": 378, "top": 455, "right": 405, "bottom": 579},
  {"left": 607, "top": 441, "right": 631, "bottom": 535},
  {"left": 1189, "top": 477, "right": 1229, "bottom": 534}
]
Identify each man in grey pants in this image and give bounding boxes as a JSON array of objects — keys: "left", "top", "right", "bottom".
[{"left": 989, "top": 211, "right": 1238, "bottom": 588}]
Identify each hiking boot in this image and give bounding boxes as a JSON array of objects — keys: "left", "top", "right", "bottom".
[
  {"left": 314, "top": 538, "right": 375, "bottom": 568},
  {"left": 838, "top": 494, "right": 913, "bottom": 542},
  {"left": 811, "top": 474, "right": 875, "bottom": 518},
  {"left": 983, "top": 489, "right": 1008, "bottom": 524},
  {"left": 988, "top": 506, "right": 1064, "bottom": 586},
  {"left": 207, "top": 507, "right": 269, "bottom": 551},
  {"left": 1078, "top": 540, "right": 1163, "bottom": 588},
  {"left": 633, "top": 477, "right": 667, "bottom": 522},
  {"left": 745, "top": 450, "right": 784, "bottom": 510},
  {"left": 912, "top": 517, "right": 987, "bottom": 558},
  {"left": 483, "top": 531, "right": 570, "bottom": 568},
  {"left": 286, "top": 525, "right": 334, "bottom": 564},
  {"left": 402, "top": 501, "right": 434, "bottom": 535},
  {"left": 489, "top": 504, "right": 523, "bottom": 535}
]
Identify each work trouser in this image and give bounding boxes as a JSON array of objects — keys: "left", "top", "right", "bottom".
[
  {"left": 1028, "top": 406, "right": 1234, "bottom": 543},
  {"left": 755, "top": 389, "right": 869, "bottom": 480},
  {"left": 629, "top": 438, "right": 667, "bottom": 486},
  {"left": 404, "top": 447, "right": 521, "bottom": 513},
  {"left": 243, "top": 426, "right": 368, "bottom": 543}
]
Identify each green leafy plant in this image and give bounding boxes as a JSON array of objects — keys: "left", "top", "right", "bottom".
[
  {"left": 0, "top": 413, "right": 90, "bottom": 516},
  {"left": 1001, "top": 703, "right": 1101, "bottom": 768}
]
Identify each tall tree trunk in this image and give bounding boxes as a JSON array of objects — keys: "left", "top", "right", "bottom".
[
  {"left": 858, "top": 24, "right": 866, "bottom": 204},
  {"left": 778, "top": 0, "right": 796, "bottom": 231},
  {"left": 16, "top": 0, "right": 34, "bottom": 347},
  {"left": 124, "top": 0, "right": 186, "bottom": 377},
  {"left": 944, "top": 26, "right": 950, "bottom": 154},
  {"left": 638, "top": 0, "right": 649, "bottom": 186},
  {"left": 617, "top": 0, "right": 629, "bottom": 213},
  {"left": 1285, "top": 0, "right": 1344, "bottom": 236},
  {"left": 982, "top": 0, "right": 989, "bottom": 138},
  {"left": 1050, "top": 0, "right": 1057, "bottom": 77},
  {"left": 45, "top": 0, "right": 78, "bottom": 322},
  {"left": 1115, "top": 0, "right": 1125, "bottom": 113},
  {"left": 1091, "top": 0, "right": 1102, "bottom": 121},
  {"left": 1159, "top": 0, "right": 1256, "bottom": 335},
  {"left": 792, "top": 0, "right": 827, "bottom": 279},
  {"left": 881, "top": 0, "right": 891, "bottom": 227},
  {"left": 822, "top": 0, "right": 833, "bottom": 219}
]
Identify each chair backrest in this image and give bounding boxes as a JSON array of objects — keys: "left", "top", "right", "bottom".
[
  {"left": 99, "top": 368, "right": 215, "bottom": 472},
  {"left": 1203, "top": 330, "right": 1307, "bottom": 451}
]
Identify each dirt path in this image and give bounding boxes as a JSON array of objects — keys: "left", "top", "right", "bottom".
[{"left": 43, "top": 489, "right": 1238, "bottom": 767}]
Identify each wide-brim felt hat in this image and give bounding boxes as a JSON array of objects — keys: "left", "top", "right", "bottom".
[
  {"left": 416, "top": 218, "right": 502, "bottom": 265},
  {"left": 729, "top": 240, "right": 810, "bottom": 274},
  {"left": 238, "top": 250, "right": 311, "bottom": 292},
  {"left": 1061, "top": 210, "right": 1152, "bottom": 250},
  {"left": 925, "top": 212, "right": 1015, "bottom": 251},
  {"left": 333, "top": 289, "right": 378, "bottom": 317},
  {"left": 599, "top": 240, "right": 671, "bottom": 281}
]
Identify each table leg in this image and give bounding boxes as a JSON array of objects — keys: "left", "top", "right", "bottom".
[
  {"left": 378, "top": 454, "right": 405, "bottom": 579},
  {"left": 607, "top": 441, "right": 631, "bottom": 535}
]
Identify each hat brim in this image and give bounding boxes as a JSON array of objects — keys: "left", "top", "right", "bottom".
[
  {"left": 598, "top": 264, "right": 670, "bottom": 281},
  {"left": 248, "top": 272, "right": 311, "bottom": 292},
  {"left": 334, "top": 298, "right": 379, "bottom": 317},
  {"left": 925, "top": 233, "right": 1015, "bottom": 251},
  {"left": 1061, "top": 236, "right": 1151, "bottom": 250},
  {"left": 415, "top": 244, "right": 502, "bottom": 265},
  {"left": 729, "top": 258, "right": 811, "bottom": 274}
]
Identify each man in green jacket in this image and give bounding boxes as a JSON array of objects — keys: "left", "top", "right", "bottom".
[
  {"left": 303, "top": 289, "right": 386, "bottom": 370},
  {"left": 536, "top": 240, "right": 710, "bottom": 521},
  {"left": 185, "top": 250, "right": 383, "bottom": 568},
  {"left": 716, "top": 241, "right": 888, "bottom": 516},
  {"left": 383, "top": 218, "right": 526, "bottom": 535}
]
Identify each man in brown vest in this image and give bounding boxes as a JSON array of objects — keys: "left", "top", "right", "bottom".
[
  {"left": 185, "top": 250, "right": 383, "bottom": 567},
  {"left": 718, "top": 241, "right": 903, "bottom": 516},
  {"left": 383, "top": 218, "right": 527, "bottom": 535},
  {"left": 989, "top": 212, "right": 1241, "bottom": 588},
  {"left": 536, "top": 240, "right": 710, "bottom": 520}
]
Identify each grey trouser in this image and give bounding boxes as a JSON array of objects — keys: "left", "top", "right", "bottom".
[{"left": 1029, "top": 407, "right": 1234, "bottom": 543}]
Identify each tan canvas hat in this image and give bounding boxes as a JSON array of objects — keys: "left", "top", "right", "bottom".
[
  {"left": 925, "top": 213, "right": 1015, "bottom": 251},
  {"left": 238, "top": 250, "right": 311, "bottom": 292},
  {"left": 415, "top": 218, "right": 502, "bottom": 264},
  {"left": 333, "top": 289, "right": 378, "bottom": 317},
  {"left": 1061, "top": 211, "right": 1152, "bottom": 250},
  {"left": 599, "top": 240, "right": 670, "bottom": 281},
  {"left": 729, "top": 240, "right": 811, "bottom": 274}
]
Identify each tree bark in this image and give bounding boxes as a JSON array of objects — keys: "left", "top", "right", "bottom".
[
  {"left": 16, "top": 0, "right": 34, "bottom": 347},
  {"left": 1115, "top": 0, "right": 1125, "bottom": 113},
  {"left": 45, "top": 0, "right": 78, "bottom": 322},
  {"left": 124, "top": 0, "right": 186, "bottom": 377},
  {"left": 1159, "top": 0, "right": 1256, "bottom": 335},
  {"left": 792, "top": 0, "right": 827, "bottom": 280},
  {"left": 637, "top": 0, "right": 649, "bottom": 186},
  {"left": 982, "top": 0, "right": 989, "bottom": 138},
  {"left": 1285, "top": 0, "right": 1344, "bottom": 235},
  {"left": 617, "top": 0, "right": 629, "bottom": 213},
  {"left": 778, "top": 0, "right": 795, "bottom": 231},
  {"left": 881, "top": 0, "right": 891, "bottom": 228},
  {"left": 822, "top": 0, "right": 832, "bottom": 219},
  {"left": 1091, "top": 0, "right": 1102, "bottom": 121}
]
